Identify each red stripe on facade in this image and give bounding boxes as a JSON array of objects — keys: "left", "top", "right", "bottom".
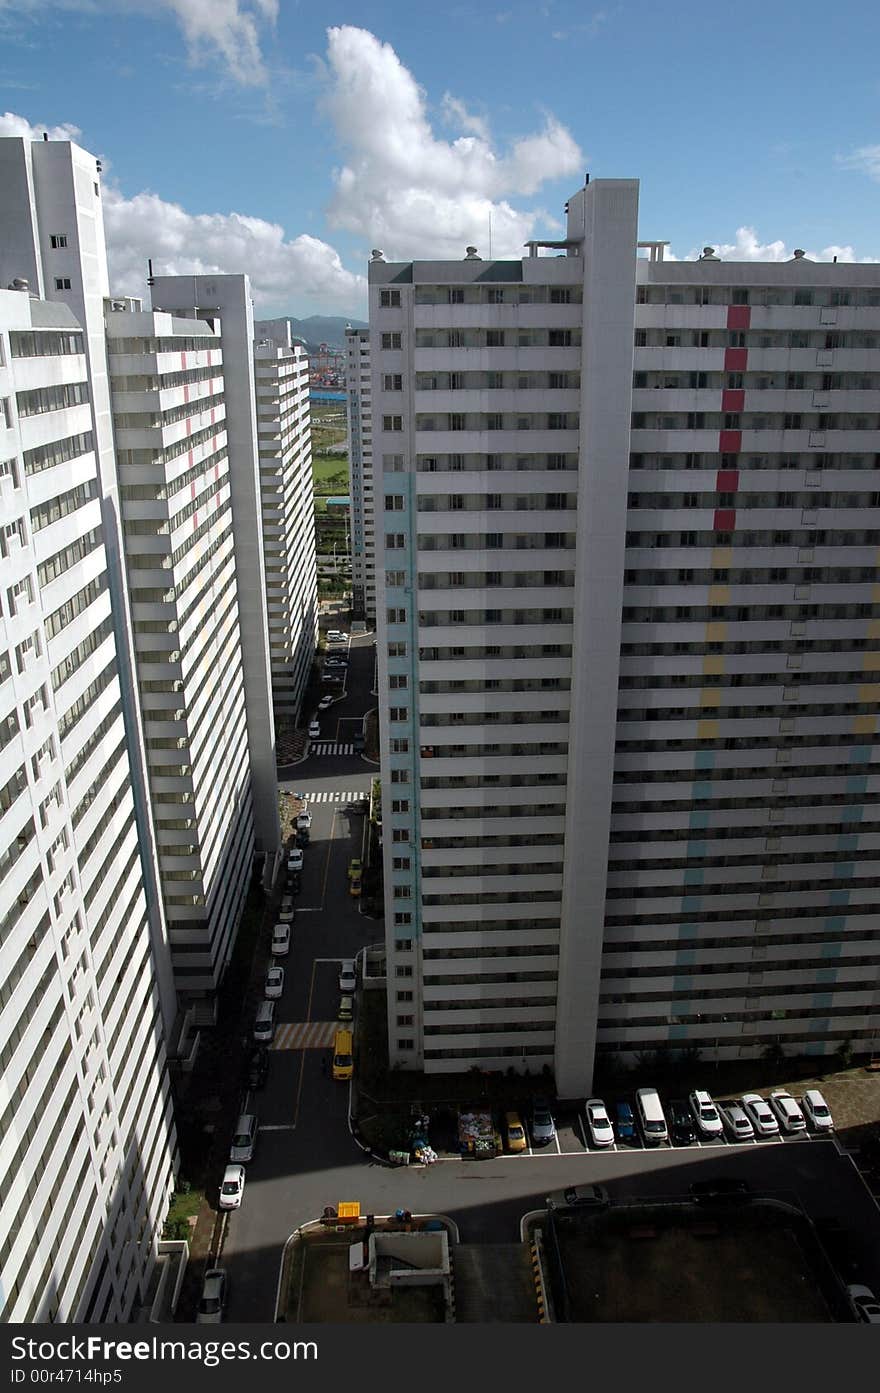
[
  {"left": 721, "top": 389, "right": 745, "bottom": 412},
  {"left": 714, "top": 508, "right": 736, "bottom": 530},
  {"left": 716, "top": 470, "right": 739, "bottom": 492},
  {"left": 181, "top": 351, "right": 186, "bottom": 370},
  {"left": 718, "top": 430, "right": 742, "bottom": 453},
  {"left": 191, "top": 481, "right": 196, "bottom": 500},
  {"left": 727, "top": 306, "right": 751, "bottom": 330},
  {"left": 724, "top": 348, "right": 748, "bottom": 372}
]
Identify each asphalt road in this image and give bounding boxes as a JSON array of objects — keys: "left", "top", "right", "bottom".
[{"left": 217, "top": 632, "right": 880, "bottom": 1323}]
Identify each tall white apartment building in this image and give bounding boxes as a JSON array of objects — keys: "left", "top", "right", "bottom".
[
  {"left": 345, "top": 326, "right": 377, "bottom": 621},
  {"left": 253, "top": 317, "right": 317, "bottom": 721},
  {"left": 0, "top": 287, "right": 176, "bottom": 1322},
  {"left": 149, "top": 276, "right": 280, "bottom": 865},
  {"left": 105, "top": 303, "right": 258, "bottom": 996},
  {"left": 371, "top": 179, "right": 880, "bottom": 1096}
]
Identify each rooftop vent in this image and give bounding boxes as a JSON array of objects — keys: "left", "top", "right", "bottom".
[
  {"left": 464, "top": 246, "right": 482, "bottom": 260},
  {"left": 370, "top": 249, "right": 385, "bottom": 262},
  {"left": 699, "top": 246, "right": 720, "bottom": 261},
  {"left": 8, "top": 277, "right": 29, "bottom": 292}
]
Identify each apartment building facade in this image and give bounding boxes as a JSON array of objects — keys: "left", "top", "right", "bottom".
[
  {"left": 370, "top": 179, "right": 880, "bottom": 1096},
  {"left": 105, "top": 304, "right": 257, "bottom": 996},
  {"left": 0, "top": 288, "right": 177, "bottom": 1322},
  {"left": 253, "top": 317, "right": 317, "bottom": 722},
  {"left": 345, "top": 326, "right": 377, "bottom": 621}
]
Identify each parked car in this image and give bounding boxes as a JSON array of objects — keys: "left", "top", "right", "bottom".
[
  {"left": 349, "top": 871, "right": 362, "bottom": 897},
  {"left": 846, "top": 1283, "right": 880, "bottom": 1323},
  {"left": 348, "top": 858, "right": 362, "bottom": 880},
  {"left": 229, "top": 1113, "right": 258, "bottom": 1164},
  {"left": 688, "top": 1089, "right": 724, "bottom": 1140},
  {"left": 669, "top": 1099, "right": 697, "bottom": 1145},
  {"left": 219, "top": 1165, "right": 245, "bottom": 1210},
  {"left": 722, "top": 1102, "right": 755, "bottom": 1142},
  {"left": 337, "top": 994, "right": 354, "bottom": 1022},
  {"left": 801, "top": 1088, "right": 834, "bottom": 1132},
  {"left": 308, "top": 720, "right": 321, "bottom": 738},
  {"left": 547, "top": 1184, "right": 609, "bottom": 1211},
  {"left": 740, "top": 1093, "right": 779, "bottom": 1137},
  {"left": 326, "top": 630, "right": 348, "bottom": 642},
  {"left": 338, "top": 959, "right": 356, "bottom": 993},
  {"left": 252, "top": 1000, "right": 275, "bottom": 1044},
  {"left": 353, "top": 733, "right": 365, "bottom": 752},
  {"left": 296, "top": 828, "right": 310, "bottom": 849},
  {"left": 531, "top": 1098, "right": 556, "bottom": 1147},
  {"left": 296, "top": 809, "right": 312, "bottom": 831},
  {"left": 614, "top": 1101, "right": 636, "bottom": 1145},
  {"left": 196, "top": 1268, "right": 227, "bottom": 1324},
  {"left": 264, "top": 964, "right": 284, "bottom": 999},
  {"left": 287, "top": 847, "right": 303, "bottom": 873},
  {"left": 318, "top": 695, "right": 335, "bottom": 711},
  {"left": 585, "top": 1098, "right": 614, "bottom": 1148},
  {"left": 690, "top": 1178, "right": 752, "bottom": 1205},
  {"left": 505, "top": 1111, "right": 527, "bottom": 1153},
  {"left": 321, "top": 672, "right": 344, "bottom": 684},
  {"left": 246, "top": 1046, "right": 268, "bottom": 1089},
  {"left": 769, "top": 1088, "right": 806, "bottom": 1133},
  {"left": 271, "top": 923, "right": 290, "bottom": 957},
  {"left": 278, "top": 896, "right": 295, "bottom": 923},
  {"left": 286, "top": 870, "right": 301, "bottom": 895}
]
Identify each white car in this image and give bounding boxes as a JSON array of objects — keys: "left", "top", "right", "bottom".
[
  {"left": 338, "top": 959, "right": 357, "bottom": 993},
  {"left": 688, "top": 1089, "right": 724, "bottom": 1139},
  {"left": 264, "top": 965, "right": 284, "bottom": 999},
  {"left": 308, "top": 720, "right": 321, "bottom": 738},
  {"left": 740, "top": 1093, "right": 779, "bottom": 1137},
  {"left": 769, "top": 1088, "right": 806, "bottom": 1133},
  {"left": 287, "top": 847, "right": 303, "bottom": 873},
  {"left": 801, "top": 1088, "right": 834, "bottom": 1133},
  {"left": 585, "top": 1098, "right": 614, "bottom": 1148},
  {"left": 196, "top": 1268, "right": 227, "bottom": 1323},
  {"left": 722, "top": 1103, "right": 755, "bottom": 1142},
  {"left": 219, "top": 1164, "right": 245, "bottom": 1210},
  {"left": 326, "top": 631, "right": 348, "bottom": 642},
  {"left": 271, "top": 923, "right": 290, "bottom": 957},
  {"left": 846, "top": 1283, "right": 880, "bottom": 1323},
  {"left": 296, "top": 810, "right": 312, "bottom": 831},
  {"left": 318, "top": 695, "right": 335, "bottom": 711}
]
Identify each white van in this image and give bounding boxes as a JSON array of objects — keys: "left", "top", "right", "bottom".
[
  {"left": 636, "top": 1087, "right": 668, "bottom": 1145},
  {"left": 253, "top": 1000, "right": 275, "bottom": 1043}
]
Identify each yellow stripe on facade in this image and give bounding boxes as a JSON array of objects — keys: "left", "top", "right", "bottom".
[
  {"left": 700, "top": 688, "right": 722, "bottom": 708},
  {"left": 711, "top": 546, "right": 733, "bottom": 569},
  {"left": 697, "top": 719, "right": 719, "bottom": 739},
  {"left": 708, "top": 585, "right": 729, "bottom": 606},
  {"left": 703, "top": 656, "right": 724, "bottom": 676},
  {"left": 705, "top": 622, "right": 727, "bottom": 642},
  {"left": 852, "top": 715, "right": 877, "bottom": 736}
]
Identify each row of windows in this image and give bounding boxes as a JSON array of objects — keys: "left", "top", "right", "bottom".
[
  {"left": 634, "top": 370, "right": 880, "bottom": 391},
  {"left": 412, "top": 328, "right": 580, "bottom": 350},
  {"left": 421, "top": 772, "right": 567, "bottom": 789},
  {"left": 417, "top": 531, "right": 577, "bottom": 551},
  {"left": 45, "top": 574, "right": 106, "bottom": 642},
  {"left": 417, "top": 570, "right": 575, "bottom": 590},
  {"left": 635, "top": 329, "right": 878, "bottom": 350},
  {"left": 416, "top": 452, "right": 577, "bottom": 472},
  {"left": 51, "top": 615, "right": 114, "bottom": 694},
  {"left": 597, "top": 1001, "right": 873, "bottom": 1028},
  {"left": 628, "top": 489, "right": 880, "bottom": 509},
  {"left": 16, "top": 380, "right": 89, "bottom": 419},
  {"left": 621, "top": 602, "right": 875, "bottom": 621},
  {"left": 618, "top": 700, "right": 878, "bottom": 721},
  {"left": 413, "top": 371, "right": 580, "bottom": 391},
  {"left": 600, "top": 955, "right": 880, "bottom": 987},
  {"left": 113, "top": 390, "right": 225, "bottom": 431},
  {"left": 602, "top": 924, "right": 880, "bottom": 954},
  {"left": 636, "top": 285, "right": 880, "bottom": 307},
  {"left": 415, "top": 492, "right": 576, "bottom": 512},
  {"left": 107, "top": 335, "right": 218, "bottom": 355},
  {"left": 630, "top": 452, "right": 880, "bottom": 472},
  {"left": 30, "top": 478, "right": 98, "bottom": 531},
  {"left": 410, "top": 412, "right": 579, "bottom": 432},
  {"left": 57, "top": 659, "right": 118, "bottom": 743},
  {"left": 623, "top": 566, "right": 876, "bottom": 586},
  {"left": 605, "top": 870, "right": 878, "bottom": 902},
  {"left": 416, "top": 607, "right": 575, "bottom": 626},
  {"left": 23, "top": 429, "right": 94, "bottom": 478},
  {"left": 9, "top": 330, "right": 84, "bottom": 358},
  {"left": 37, "top": 527, "right": 103, "bottom": 590}
]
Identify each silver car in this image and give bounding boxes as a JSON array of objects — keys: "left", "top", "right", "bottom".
[
  {"left": 722, "top": 1103, "right": 755, "bottom": 1142},
  {"left": 196, "top": 1268, "right": 227, "bottom": 1324}
]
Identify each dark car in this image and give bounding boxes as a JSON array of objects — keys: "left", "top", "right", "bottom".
[
  {"left": 246, "top": 1046, "right": 269, "bottom": 1090},
  {"left": 353, "top": 733, "right": 365, "bottom": 752},
  {"left": 614, "top": 1101, "right": 636, "bottom": 1145},
  {"left": 690, "top": 1177, "right": 752, "bottom": 1205},
  {"left": 669, "top": 1098, "right": 697, "bottom": 1145},
  {"left": 286, "top": 871, "right": 301, "bottom": 895},
  {"left": 296, "top": 829, "right": 310, "bottom": 849},
  {"left": 546, "top": 1184, "right": 610, "bottom": 1211}
]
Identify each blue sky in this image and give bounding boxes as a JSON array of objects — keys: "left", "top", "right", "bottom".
[{"left": 1, "top": 0, "right": 878, "bottom": 316}]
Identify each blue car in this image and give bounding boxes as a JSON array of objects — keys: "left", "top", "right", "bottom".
[{"left": 615, "top": 1101, "right": 636, "bottom": 1144}]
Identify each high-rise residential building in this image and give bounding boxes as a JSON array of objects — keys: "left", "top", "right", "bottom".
[
  {"left": 370, "top": 179, "right": 880, "bottom": 1096},
  {"left": 253, "top": 317, "right": 317, "bottom": 722},
  {"left": 345, "top": 326, "right": 376, "bottom": 622},
  {"left": 0, "top": 285, "right": 177, "bottom": 1322},
  {"left": 105, "top": 302, "right": 259, "bottom": 996},
  {"left": 149, "top": 276, "right": 280, "bottom": 867}
]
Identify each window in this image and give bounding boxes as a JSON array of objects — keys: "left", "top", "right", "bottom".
[
  {"left": 385, "top": 494, "right": 404, "bottom": 511},
  {"left": 396, "top": 990, "right": 414, "bottom": 1002},
  {"left": 450, "top": 413, "right": 466, "bottom": 431},
  {"left": 380, "top": 289, "right": 401, "bottom": 307},
  {"left": 387, "top": 644, "right": 407, "bottom": 658},
  {"left": 389, "top": 674, "right": 408, "bottom": 690},
  {"left": 386, "top": 533, "right": 406, "bottom": 548},
  {"left": 487, "top": 287, "right": 504, "bottom": 304},
  {"left": 53, "top": 278, "right": 72, "bottom": 291},
  {"left": 397, "top": 1015, "right": 414, "bottom": 1027},
  {"left": 486, "top": 330, "right": 504, "bottom": 347},
  {"left": 383, "top": 416, "right": 403, "bottom": 432},
  {"left": 391, "top": 799, "right": 410, "bottom": 813},
  {"left": 397, "top": 1039, "right": 414, "bottom": 1049},
  {"left": 731, "top": 289, "right": 749, "bottom": 305},
  {"left": 549, "top": 329, "right": 572, "bottom": 347},
  {"left": 550, "top": 288, "right": 571, "bottom": 304},
  {"left": 392, "top": 828, "right": 410, "bottom": 843},
  {"left": 392, "top": 855, "right": 411, "bottom": 870},
  {"left": 381, "top": 332, "right": 402, "bottom": 350},
  {"left": 448, "top": 287, "right": 465, "bottom": 304},
  {"left": 386, "top": 570, "right": 405, "bottom": 586},
  {"left": 387, "top": 608, "right": 407, "bottom": 624},
  {"left": 50, "top": 234, "right": 68, "bottom": 249},
  {"left": 395, "top": 965, "right": 414, "bottom": 978},
  {"left": 383, "top": 374, "right": 403, "bottom": 390},
  {"left": 389, "top": 706, "right": 408, "bottom": 721}
]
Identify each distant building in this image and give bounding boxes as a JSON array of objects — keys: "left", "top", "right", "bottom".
[{"left": 345, "top": 326, "right": 376, "bottom": 621}]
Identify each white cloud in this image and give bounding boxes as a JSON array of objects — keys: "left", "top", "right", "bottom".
[
  {"left": 681, "top": 227, "right": 878, "bottom": 263},
  {"left": 101, "top": 185, "right": 366, "bottom": 312},
  {"left": 320, "top": 25, "right": 583, "bottom": 260},
  {"left": 837, "top": 144, "right": 880, "bottom": 183},
  {"left": 0, "top": 1, "right": 277, "bottom": 85},
  {"left": 0, "top": 110, "right": 82, "bottom": 142}
]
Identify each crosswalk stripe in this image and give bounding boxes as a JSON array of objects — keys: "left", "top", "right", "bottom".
[
  {"left": 310, "top": 742, "right": 354, "bottom": 756},
  {"left": 272, "top": 1021, "right": 337, "bottom": 1050},
  {"left": 299, "top": 789, "right": 368, "bottom": 804}
]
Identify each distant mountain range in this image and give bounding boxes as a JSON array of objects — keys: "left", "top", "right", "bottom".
[{"left": 289, "top": 315, "right": 368, "bottom": 353}]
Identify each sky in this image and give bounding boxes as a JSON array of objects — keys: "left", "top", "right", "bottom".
[{"left": 1, "top": 0, "right": 878, "bottom": 318}]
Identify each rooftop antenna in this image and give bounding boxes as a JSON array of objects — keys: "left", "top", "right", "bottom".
[{"left": 488, "top": 212, "right": 492, "bottom": 259}]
